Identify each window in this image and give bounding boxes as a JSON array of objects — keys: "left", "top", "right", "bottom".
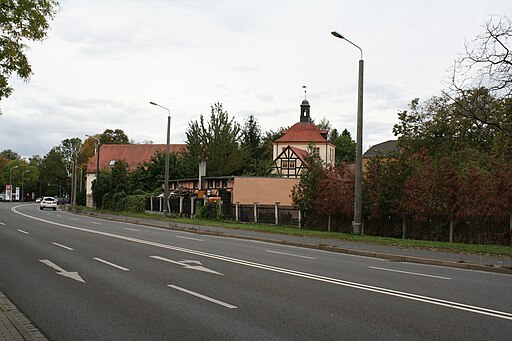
[
  {"left": 281, "top": 160, "right": 289, "bottom": 169},
  {"left": 289, "top": 160, "right": 296, "bottom": 169},
  {"left": 109, "top": 160, "right": 116, "bottom": 166}
]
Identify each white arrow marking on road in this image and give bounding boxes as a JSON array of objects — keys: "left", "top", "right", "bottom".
[
  {"left": 151, "top": 256, "right": 224, "bottom": 275},
  {"left": 39, "top": 259, "right": 85, "bottom": 283}
]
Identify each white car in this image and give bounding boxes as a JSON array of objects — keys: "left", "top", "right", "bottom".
[{"left": 40, "top": 197, "right": 57, "bottom": 211}]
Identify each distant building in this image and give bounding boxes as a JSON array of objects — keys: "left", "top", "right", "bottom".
[
  {"left": 272, "top": 98, "right": 336, "bottom": 178},
  {"left": 362, "top": 140, "right": 399, "bottom": 171},
  {"left": 85, "top": 143, "right": 186, "bottom": 207}
]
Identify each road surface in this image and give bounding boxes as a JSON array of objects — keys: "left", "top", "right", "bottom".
[{"left": 0, "top": 203, "right": 510, "bottom": 340}]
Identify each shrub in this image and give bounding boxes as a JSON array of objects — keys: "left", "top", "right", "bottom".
[
  {"left": 111, "top": 192, "right": 128, "bottom": 212},
  {"left": 132, "top": 189, "right": 147, "bottom": 196},
  {"left": 125, "top": 195, "right": 147, "bottom": 213},
  {"left": 196, "top": 202, "right": 218, "bottom": 220},
  {"left": 101, "top": 193, "right": 112, "bottom": 210}
]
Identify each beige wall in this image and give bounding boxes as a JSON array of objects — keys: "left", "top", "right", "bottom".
[
  {"left": 232, "top": 177, "right": 300, "bottom": 206},
  {"left": 273, "top": 142, "right": 335, "bottom": 167}
]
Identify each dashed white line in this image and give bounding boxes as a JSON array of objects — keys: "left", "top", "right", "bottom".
[
  {"left": 17, "top": 229, "right": 29, "bottom": 235},
  {"left": 93, "top": 257, "right": 130, "bottom": 271},
  {"left": 56, "top": 215, "right": 62, "bottom": 217},
  {"left": 52, "top": 242, "right": 74, "bottom": 251},
  {"left": 176, "top": 235, "right": 204, "bottom": 242},
  {"left": 91, "top": 222, "right": 102, "bottom": 225},
  {"left": 369, "top": 266, "right": 452, "bottom": 280},
  {"left": 70, "top": 218, "right": 79, "bottom": 221},
  {"left": 123, "top": 228, "right": 140, "bottom": 232},
  {"left": 265, "top": 250, "right": 316, "bottom": 260},
  {"left": 168, "top": 284, "right": 237, "bottom": 309},
  {"left": 0, "top": 222, "right": 6, "bottom": 226}
]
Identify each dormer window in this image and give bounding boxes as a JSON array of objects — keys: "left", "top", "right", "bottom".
[{"left": 109, "top": 160, "right": 116, "bottom": 166}]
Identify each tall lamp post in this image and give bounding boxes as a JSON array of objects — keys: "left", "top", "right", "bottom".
[
  {"left": 150, "top": 101, "right": 171, "bottom": 217},
  {"left": 331, "top": 31, "right": 364, "bottom": 235},
  {"left": 9, "top": 165, "right": 19, "bottom": 201},
  {"left": 21, "top": 170, "right": 30, "bottom": 202},
  {"left": 86, "top": 134, "right": 101, "bottom": 208}
]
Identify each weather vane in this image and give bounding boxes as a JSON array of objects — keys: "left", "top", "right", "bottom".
[{"left": 302, "top": 85, "right": 307, "bottom": 100}]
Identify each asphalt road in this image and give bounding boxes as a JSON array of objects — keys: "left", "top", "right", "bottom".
[{"left": 0, "top": 203, "right": 511, "bottom": 340}]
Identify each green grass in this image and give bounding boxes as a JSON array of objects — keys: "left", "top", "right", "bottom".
[{"left": 74, "top": 206, "right": 512, "bottom": 258}]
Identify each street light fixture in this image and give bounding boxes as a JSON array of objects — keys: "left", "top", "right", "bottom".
[
  {"left": 9, "top": 165, "right": 19, "bottom": 201},
  {"left": 150, "top": 101, "right": 171, "bottom": 217},
  {"left": 21, "top": 170, "right": 30, "bottom": 202},
  {"left": 331, "top": 30, "right": 364, "bottom": 235}
]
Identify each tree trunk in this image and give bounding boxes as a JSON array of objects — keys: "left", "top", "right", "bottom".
[
  {"left": 327, "top": 215, "right": 331, "bottom": 232},
  {"left": 402, "top": 216, "right": 406, "bottom": 240}
]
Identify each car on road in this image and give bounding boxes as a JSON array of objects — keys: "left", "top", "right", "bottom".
[
  {"left": 40, "top": 197, "right": 57, "bottom": 211},
  {"left": 35, "top": 197, "right": 42, "bottom": 203}
]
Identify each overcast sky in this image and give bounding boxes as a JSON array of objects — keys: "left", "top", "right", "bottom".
[{"left": 1, "top": 0, "right": 511, "bottom": 159}]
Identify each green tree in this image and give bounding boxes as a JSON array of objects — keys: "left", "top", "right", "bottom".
[
  {"left": 0, "top": 149, "right": 21, "bottom": 160},
  {"left": 100, "top": 129, "right": 130, "bottom": 144},
  {"left": 39, "top": 148, "right": 67, "bottom": 196},
  {"left": 185, "top": 102, "right": 244, "bottom": 176},
  {"left": 240, "top": 115, "right": 273, "bottom": 176},
  {"left": 0, "top": 0, "right": 59, "bottom": 100},
  {"left": 330, "top": 128, "right": 356, "bottom": 163}
]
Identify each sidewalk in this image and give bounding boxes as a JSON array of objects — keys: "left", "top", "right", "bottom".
[
  {"left": 0, "top": 292, "right": 47, "bottom": 341},
  {"left": 81, "top": 211, "right": 512, "bottom": 274}
]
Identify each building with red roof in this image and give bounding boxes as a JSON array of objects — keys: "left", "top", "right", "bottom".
[
  {"left": 272, "top": 99, "right": 335, "bottom": 178},
  {"left": 85, "top": 143, "right": 186, "bottom": 207}
]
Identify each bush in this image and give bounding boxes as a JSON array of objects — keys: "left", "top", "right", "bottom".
[
  {"left": 111, "top": 192, "right": 128, "bottom": 212},
  {"left": 132, "top": 189, "right": 147, "bottom": 196},
  {"left": 196, "top": 202, "right": 218, "bottom": 220},
  {"left": 101, "top": 193, "right": 112, "bottom": 210},
  {"left": 125, "top": 195, "right": 147, "bottom": 213}
]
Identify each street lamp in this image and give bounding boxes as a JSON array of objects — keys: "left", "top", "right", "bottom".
[
  {"left": 331, "top": 31, "right": 364, "bottom": 235},
  {"left": 21, "top": 170, "right": 30, "bottom": 202},
  {"left": 150, "top": 101, "right": 171, "bottom": 217},
  {"left": 9, "top": 165, "right": 19, "bottom": 201}
]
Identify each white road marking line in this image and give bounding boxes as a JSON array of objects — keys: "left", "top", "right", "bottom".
[
  {"left": 70, "top": 218, "right": 79, "bottom": 221},
  {"left": 17, "top": 229, "right": 29, "bottom": 235},
  {"left": 39, "top": 259, "right": 85, "bottom": 283},
  {"left": 56, "top": 215, "right": 62, "bottom": 217},
  {"left": 91, "top": 222, "right": 102, "bottom": 225},
  {"left": 93, "top": 257, "right": 130, "bottom": 271},
  {"left": 13, "top": 205, "right": 512, "bottom": 321},
  {"left": 265, "top": 250, "right": 316, "bottom": 260},
  {"left": 0, "top": 222, "right": 6, "bottom": 226},
  {"left": 369, "top": 266, "right": 452, "bottom": 280},
  {"left": 151, "top": 256, "right": 223, "bottom": 275},
  {"left": 52, "top": 242, "right": 74, "bottom": 251},
  {"left": 168, "top": 284, "right": 237, "bottom": 309},
  {"left": 123, "top": 228, "right": 140, "bottom": 232},
  {"left": 176, "top": 235, "right": 203, "bottom": 242}
]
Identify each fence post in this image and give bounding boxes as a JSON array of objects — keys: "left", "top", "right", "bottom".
[
  {"left": 254, "top": 202, "right": 258, "bottom": 223},
  {"left": 159, "top": 196, "right": 163, "bottom": 212},
  {"left": 402, "top": 216, "right": 406, "bottom": 240},
  {"left": 298, "top": 210, "right": 302, "bottom": 228},
  {"left": 190, "top": 197, "right": 195, "bottom": 217},
  {"left": 275, "top": 201, "right": 280, "bottom": 225},
  {"left": 449, "top": 219, "right": 454, "bottom": 243},
  {"left": 235, "top": 202, "right": 240, "bottom": 222},
  {"left": 150, "top": 197, "right": 153, "bottom": 212},
  {"left": 179, "top": 196, "right": 184, "bottom": 214}
]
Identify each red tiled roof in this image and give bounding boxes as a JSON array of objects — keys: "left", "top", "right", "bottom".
[
  {"left": 288, "top": 146, "right": 308, "bottom": 162},
  {"left": 86, "top": 144, "right": 187, "bottom": 173},
  {"left": 275, "top": 122, "right": 329, "bottom": 143}
]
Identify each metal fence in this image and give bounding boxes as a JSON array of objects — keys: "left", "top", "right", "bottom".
[{"left": 145, "top": 197, "right": 510, "bottom": 245}]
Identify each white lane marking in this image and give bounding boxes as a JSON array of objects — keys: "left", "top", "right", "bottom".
[
  {"left": 17, "top": 229, "right": 29, "bottom": 235},
  {"left": 12, "top": 205, "right": 512, "bottom": 321},
  {"left": 0, "top": 222, "right": 6, "bottom": 226},
  {"left": 52, "top": 242, "right": 74, "bottom": 251},
  {"left": 168, "top": 284, "right": 237, "bottom": 309},
  {"left": 39, "top": 259, "right": 85, "bottom": 283},
  {"left": 56, "top": 215, "right": 62, "bottom": 217},
  {"left": 176, "top": 235, "right": 203, "bottom": 242},
  {"left": 265, "top": 250, "right": 316, "bottom": 260},
  {"left": 91, "top": 222, "right": 102, "bottom": 225},
  {"left": 70, "top": 218, "right": 79, "bottom": 221},
  {"left": 93, "top": 257, "right": 130, "bottom": 271},
  {"left": 151, "top": 256, "right": 223, "bottom": 275},
  {"left": 369, "top": 266, "right": 452, "bottom": 280},
  {"left": 123, "top": 228, "right": 140, "bottom": 232}
]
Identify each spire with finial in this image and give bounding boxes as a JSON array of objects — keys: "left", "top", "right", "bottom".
[{"left": 300, "top": 85, "right": 311, "bottom": 123}]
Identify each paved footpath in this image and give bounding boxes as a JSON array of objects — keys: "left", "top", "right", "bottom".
[{"left": 0, "top": 292, "right": 47, "bottom": 341}]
